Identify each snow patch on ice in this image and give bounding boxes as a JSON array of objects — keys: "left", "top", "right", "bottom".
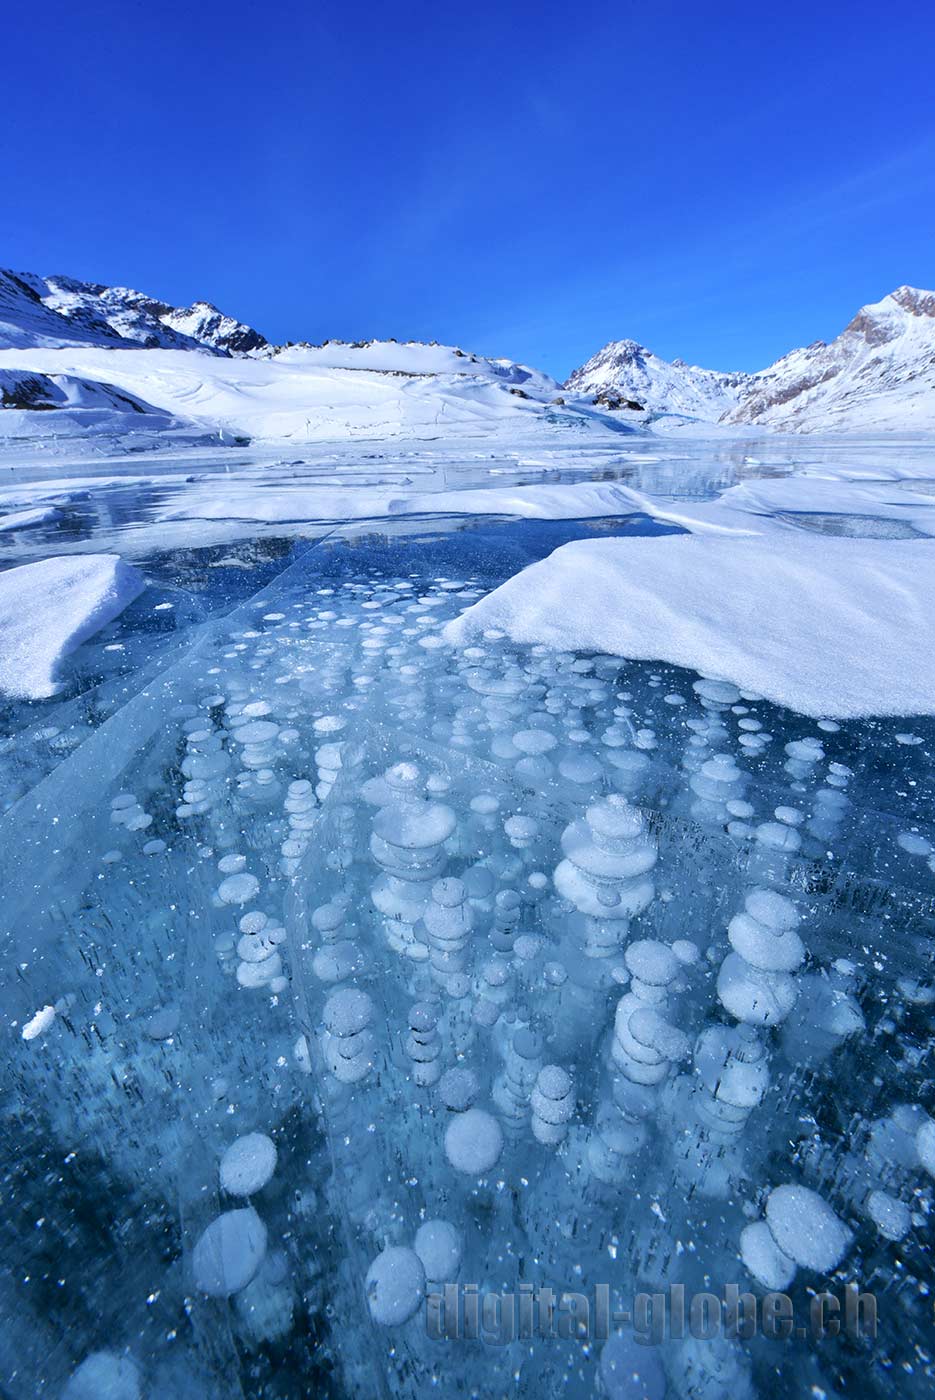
[
  {"left": 0, "top": 553, "right": 146, "bottom": 699},
  {"left": 0, "top": 505, "right": 61, "bottom": 533},
  {"left": 443, "top": 535, "right": 935, "bottom": 719}
]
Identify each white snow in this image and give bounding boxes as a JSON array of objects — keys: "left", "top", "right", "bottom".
[
  {"left": 269, "top": 339, "right": 557, "bottom": 396},
  {"left": 728, "top": 286, "right": 935, "bottom": 433},
  {"left": 0, "top": 269, "right": 263, "bottom": 354},
  {"left": 566, "top": 338, "right": 747, "bottom": 420},
  {"left": 0, "top": 506, "right": 60, "bottom": 533},
  {"left": 564, "top": 286, "right": 935, "bottom": 434},
  {"left": 5, "top": 272, "right": 935, "bottom": 440},
  {"left": 0, "top": 343, "right": 596, "bottom": 446},
  {"left": 0, "top": 554, "right": 145, "bottom": 700},
  {"left": 443, "top": 534, "right": 935, "bottom": 719}
]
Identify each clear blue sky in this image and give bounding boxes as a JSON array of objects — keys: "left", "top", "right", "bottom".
[{"left": 4, "top": 0, "right": 934, "bottom": 377}]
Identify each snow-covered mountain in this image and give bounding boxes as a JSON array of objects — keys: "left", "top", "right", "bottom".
[
  {"left": 724, "top": 286, "right": 935, "bottom": 431},
  {"left": 564, "top": 339, "right": 752, "bottom": 420},
  {"left": 0, "top": 270, "right": 266, "bottom": 355},
  {"left": 564, "top": 287, "right": 935, "bottom": 432},
  {"left": 4, "top": 267, "right": 935, "bottom": 437},
  {"left": 0, "top": 269, "right": 601, "bottom": 445}
]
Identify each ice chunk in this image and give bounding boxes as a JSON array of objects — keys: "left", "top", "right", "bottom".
[
  {"left": 717, "top": 952, "right": 798, "bottom": 1026},
  {"left": 727, "top": 891, "right": 804, "bottom": 973},
  {"left": 323, "top": 988, "right": 374, "bottom": 1036},
  {"left": 0, "top": 505, "right": 61, "bottom": 532},
  {"left": 917, "top": 1118, "right": 935, "bottom": 1177},
  {"left": 866, "top": 1190, "right": 911, "bottom": 1242},
  {"left": 218, "top": 873, "right": 261, "bottom": 905},
  {"left": 143, "top": 1007, "right": 180, "bottom": 1041},
  {"left": 437, "top": 1067, "right": 480, "bottom": 1111},
  {"left": 22, "top": 1004, "right": 56, "bottom": 1041}
]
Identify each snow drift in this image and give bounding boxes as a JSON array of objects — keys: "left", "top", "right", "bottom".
[
  {"left": 0, "top": 554, "right": 146, "bottom": 699},
  {"left": 443, "top": 534, "right": 935, "bottom": 718}
]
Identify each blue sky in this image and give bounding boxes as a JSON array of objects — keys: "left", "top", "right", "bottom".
[{"left": 4, "top": 0, "right": 933, "bottom": 377}]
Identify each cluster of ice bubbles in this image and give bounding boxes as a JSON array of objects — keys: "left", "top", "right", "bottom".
[{"left": 5, "top": 556, "right": 935, "bottom": 1399}]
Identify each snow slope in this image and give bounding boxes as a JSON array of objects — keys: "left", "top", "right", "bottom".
[
  {"left": 0, "top": 366, "right": 188, "bottom": 440},
  {"left": 0, "top": 555, "right": 146, "bottom": 699},
  {"left": 0, "top": 345, "right": 612, "bottom": 445},
  {"left": 0, "top": 270, "right": 266, "bottom": 354},
  {"left": 1, "top": 367, "right": 165, "bottom": 415},
  {"left": 443, "top": 533, "right": 935, "bottom": 718},
  {"left": 268, "top": 340, "right": 558, "bottom": 394}
]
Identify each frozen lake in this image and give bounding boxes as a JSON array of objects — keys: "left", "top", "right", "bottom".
[{"left": 1, "top": 436, "right": 933, "bottom": 1399}]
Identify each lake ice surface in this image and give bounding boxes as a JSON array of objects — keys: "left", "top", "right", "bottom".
[{"left": 0, "top": 435, "right": 933, "bottom": 1399}]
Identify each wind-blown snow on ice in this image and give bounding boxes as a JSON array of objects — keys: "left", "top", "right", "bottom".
[
  {"left": 0, "top": 553, "right": 145, "bottom": 698},
  {"left": 444, "top": 534, "right": 935, "bottom": 719},
  {"left": 0, "top": 505, "right": 62, "bottom": 533}
]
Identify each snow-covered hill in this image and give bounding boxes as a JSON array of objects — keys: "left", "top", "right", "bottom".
[
  {"left": 267, "top": 338, "right": 558, "bottom": 395},
  {"left": 564, "top": 287, "right": 935, "bottom": 433},
  {"left": 0, "top": 342, "right": 614, "bottom": 446},
  {"left": 0, "top": 270, "right": 266, "bottom": 355},
  {"left": 0, "top": 365, "right": 190, "bottom": 441}
]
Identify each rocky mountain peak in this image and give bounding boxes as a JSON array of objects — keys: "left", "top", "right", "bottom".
[
  {"left": 0, "top": 270, "right": 267, "bottom": 355},
  {"left": 890, "top": 285, "right": 935, "bottom": 318}
]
